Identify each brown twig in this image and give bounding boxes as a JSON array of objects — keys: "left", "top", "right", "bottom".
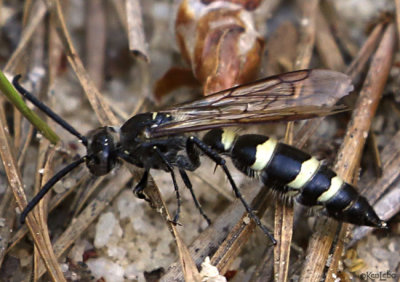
[
  {"left": 315, "top": 6, "right": 345, "bottom": 71},
  {"left": 126, "top": 0, "right": 149, "bottom": 61},
  {"left": 86, "top": 0, "right": 106, "bottom": 89}
]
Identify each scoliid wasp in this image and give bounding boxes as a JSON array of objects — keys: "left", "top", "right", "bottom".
[{"left": 13, "top": 69, "right": 386, "bottom": 244}]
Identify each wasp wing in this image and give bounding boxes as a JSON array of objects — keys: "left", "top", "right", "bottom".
[{"left": 150, "top": 69, "right": 353, "bottom": 137}]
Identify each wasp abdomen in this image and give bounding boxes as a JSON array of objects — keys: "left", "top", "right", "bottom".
[
  {"left": 203, "top": 128, "right": 237, "bottom": 153},
  {"left": 262, "top": 143, "right": 316, "bottom": 186},
  {"left": 202, "top": 129, "right": 385, "bottom": 228},
  {"left": 296, "top": 165, "right": 337, "bottom": 205},
  {"left": 323, "top": 183, "right": 384, "bottom": 227}
]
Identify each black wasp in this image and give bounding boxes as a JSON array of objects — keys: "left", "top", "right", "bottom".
[{"left": 13, "top": 70, "right": 386, "bottom": 244}]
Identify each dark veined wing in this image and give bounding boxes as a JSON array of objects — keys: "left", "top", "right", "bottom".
[{"left": 150, "top": 69, "right": 353, "bottom": 137}]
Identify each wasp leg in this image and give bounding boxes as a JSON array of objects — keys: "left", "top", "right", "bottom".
[
  {"left": 133, "top": 170, "right": 151, "bottom": 202},
  {"left": 186, "top": 136, "right": 201, "bottom": 167},
  {"left": 153, "top": 146, "right": 181, "bottom": 225},
  {"left": 187, "top": 136, "right": 277, "bottom": 244},
  {"left": 178, "top": 168, "right": 211, "bottom": 225}
]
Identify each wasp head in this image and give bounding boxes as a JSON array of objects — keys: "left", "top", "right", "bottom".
[{"left": 85, "top": 126, "right": 120, "bottom": 176}]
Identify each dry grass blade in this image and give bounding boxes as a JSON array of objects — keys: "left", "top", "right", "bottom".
[
  {"left": 273, "top": 1, "right": 318, "bottom": 280},
  {"left": 162, "top": 186, "right": 263, "bottom": 281},
  {"left": 0, "top": 185, "right": 16, "bottom": 267},
  {"left": 86, "top": 0, "right": 106, "bottom": 89},
  {"left": 346, "top": 22, "right": 385, "bottom": 80},
  {"left": 274, "top": 123, "right": 294, "bottom": 282},
  {"left": 126, "top": 0, "right": 149, "bottom": 61},
  {"left": 315, "top": 6, "right": 345, "bottom": 71},
  {"left": 300, "top": 23, "right": 396, "bottom": 282},
  {"left": 0, "top": 106, "right": 64, "bottom": 280},
  {"left": 319, "top": 1, "right": 358, "bottom": 58},
  {"left": 32, "top": 142, "right": 65, "bottom": 281},
  {"left": 35, "top": 168, "right": 132, "bottom": 279},
  {"left": 3, "top": 1, "right": 47, "bottom": 73},
  {"left": 141, "top": 168, "right": 201, "bottom": 282},
  {"left": 0, "top": 123, "right": 34, "bottom": 265},
  {"left": 173, "top": 230, "right": 202, "bottom": 282},
  {"left": 46, "top": 0, "right": 118, "bottom": 126},
  {"left": 367, "top": 132, "right": 383, "bottom": 177},
  {"left": 0, "top": 101, "right": 16, "bottom": 267},
  {"left": 22, "top": 0, "right": 34, "bottom": 26},
  {"left": 293, "top": 0, "right": 319, "bottom": 70}
]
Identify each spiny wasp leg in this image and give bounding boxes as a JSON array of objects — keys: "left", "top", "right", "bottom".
[
  {"left": 187, "top": 136, "right": 277, "bottom": 244},
  {"left": 153, "top": 146, "right": 182, "bottom": 225},
  {"left": 178, "top": 168, "right": 211, "bottom": 225}
]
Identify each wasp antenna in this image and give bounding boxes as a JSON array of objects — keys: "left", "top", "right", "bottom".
[
  {"left": 12, "top": 75, "right": 88, "bottom": 146},
  {"left": 20, "top": 156, "right": 86, "bottom": 224}
]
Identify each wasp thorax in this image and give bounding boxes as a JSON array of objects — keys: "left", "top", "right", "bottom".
[{"left": 85, "top": 127, "right": 120, "bottom": 176}]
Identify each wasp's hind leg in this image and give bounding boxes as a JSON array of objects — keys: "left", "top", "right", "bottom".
[
  {"left": 133, "top": 170, "right": 151, "bottom": 202},
  {"left": 153, "top": 146, "right": 182, "bottom": 225},
  {"left": 187, "top": 136, "right": 276, "bottom": 244},
  {"left": 178, "top": 168, "right": 211, "bottom": 225}
]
